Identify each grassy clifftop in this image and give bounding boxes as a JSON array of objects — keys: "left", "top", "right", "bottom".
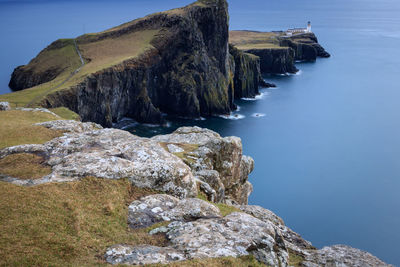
[{"left": 229, "top": 30, "right": 283, "bottom": 50}]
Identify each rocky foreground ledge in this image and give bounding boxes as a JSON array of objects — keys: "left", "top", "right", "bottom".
[{"left": 0, "top": 113, "right": 392, "bottom": 266}]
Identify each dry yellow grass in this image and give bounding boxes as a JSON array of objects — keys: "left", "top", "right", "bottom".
[
  {"left": 0, "top": 110, "right": 63, "bottom": 149},
  {"left": 0, "top": 153, "right": 51, "bottom": 179},
  {"left": 230, "top": 30, "right": 282, "bottom": 50},
  {"left": 76, "top": 30, "right": 158, "bottom": 78},
  {"left": 0, "top": 177, "right": 161, "bottom": 266}
]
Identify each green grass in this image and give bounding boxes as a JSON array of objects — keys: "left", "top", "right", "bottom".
[
  {"left": 197, "top": 193, "right": 241, "bottom": 217},
  {"left": 0, "top": 177, "right": 161, "bottom": 266},
  {"left": 0, "top": 153, "right": 52, "bottom": 180},
  {"left": 49, "top": 107, "right": 80, "bottom": 121},
  {"left": 1, "top": 29, "right": 160, "bottom": 108},
  {"left": 0, "top": 109, "right": 63, "bottom": 149},
  {"left": 288, "top": 249, "right": 305, "bottom": 267},
  {"left": 230, "top": 30, "right": 283, "bottom": 51},
  {"left": 150, "top": 255, "right": 267, "bottom": 267}
]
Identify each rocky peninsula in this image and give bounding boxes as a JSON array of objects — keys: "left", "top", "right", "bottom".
[
  {"left": 0, "top": 0, "right": 392, "bottom": 266},
  {"left": 3, "top": 0, "right": 328, "bottom": 128}
]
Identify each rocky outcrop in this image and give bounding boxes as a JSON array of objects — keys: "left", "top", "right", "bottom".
[
  {"left": 0, "top": 121, "right": 252, "bottom": 203},
  {"left": 107, "top": 194, "right": 393, "bottom": 266},
  {"left": 107, "top": 198, "right": 289, "bottom": 266},
  {"left": 152, "top": 126, "right": 254, "bottom": 204},
  {"left": 278, "top": 33, "right": 331, "bottom": 61},
  {"left": 303, "top": 245, "right": 393, "bottom": 267},
  {"left": 243, "top": 47, "right": 298, "bottom": 74},
  {"left": 0, "top": 120, "right": 198, "bottom": 198},
  {"left": 128, "top": 194, "right": 221, "bottom": 229},
  {"left": 0, "top": 102, "right": 11, "bottom": 111},
  {"left": 0, "top": 115, "right": 391, "bottom": 266}
]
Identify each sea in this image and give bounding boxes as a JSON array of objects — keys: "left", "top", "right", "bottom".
[{"left": 1, "top": 0, "right": 399, "bottom": 265}]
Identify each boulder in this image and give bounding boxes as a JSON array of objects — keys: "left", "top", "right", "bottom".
[
  {"left": 152, "top": 126, "right": 254, "bottom": 204},
  {"left": 303, "top": 245, "right": 393, "bottom": 267},
  {"left": 128, "top": 194, "right": 221, "bottom": 229},
  {"left": 107, "top": 211, "right": 289, "bottom": 266},
  {"left": 36, "top": 120, "right": 102, "bottom": 133},
  {"left": 0, "top": 102, "right": 10, "bottom": 111},
  {"left": 105, "top": 245, "right": 185, "bottom": 265}
]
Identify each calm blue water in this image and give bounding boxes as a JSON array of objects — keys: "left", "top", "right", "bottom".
[{"left": 1, "top": 0, "right": 400, "bottom": 265}]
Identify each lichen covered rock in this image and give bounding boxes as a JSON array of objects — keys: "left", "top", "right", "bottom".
[
  {"left": 0, "top": 102, "right": 11, "bottom": 111},
  {"left": 128, "top": 194, "right": 221, "bottom": 229},
  {"left": 152, "top": 126, "right": 254, "bottom": 204},
  {"left": 0, "top": 125, "right": 197, "bottom": 198},
  {"left": 303, "top": 245, "right": 393, "bottom": 267}
]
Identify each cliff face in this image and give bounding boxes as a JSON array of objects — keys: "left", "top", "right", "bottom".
[
  {"left": 229, "top": 45, "right": 261, "bottom": 98},
  {"left": 75, "top": 0, "right": 233, "bottom": 126},
  {"left": 278, "top": 33, "right": 331, "bottom": 61},
  {"left": 245, "top": 47, "right": 298, "bottom": 74},
  {"left": 229, "top": 30, "right": 330, "bottom": 74},
  {"left": 10, "top": 0, "right": 244, "bottom": 127},
  {"left": 9, "top": 39, "right": 83, "bottom": 91}
]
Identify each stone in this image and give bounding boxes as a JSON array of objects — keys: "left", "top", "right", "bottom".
[
  {"left": 239, "top": 204, "right": 314, "bottom": 252},
  {"left": 107, "top": 212, "right": 289, "bottom": 266},
  {"left": 152, "top": 126, "right": 254, "bottom": 204},
  {"left": 0, "top": 102, "right": 10, "bottom": 111},
  {"left": 303, "top": 245, "right": 393, "bottom": 267},
  {"left": 128, "top": 194, "right": 221, "bottom": 229},
  {"left": 0, "top": 127, "right": 197, "bottom": 198},
  {"left": 239, "top": 205, "right": 284, "bottom": 227},
  {"left": 15, "top": 107, "right": 60, "bottom": 117},
  {"left": 105, "top": 245, "right": 185, "bottom": 265},
  {"left": 35, "top": 120, "right": 102, "bottom": 133}
]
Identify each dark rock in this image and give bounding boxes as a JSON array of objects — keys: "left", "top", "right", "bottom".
[
  {"left": 278, "top": 32, "right": 330, "bottom": 61},
  {"left": 229, "top": 44, "right": 261, "bottom": 98},
  {"left": 40, "top": 0, "right": 234, "bottom": 127},
  {"left": 243, "top": 47, "right": 298, "bottom": 74}
]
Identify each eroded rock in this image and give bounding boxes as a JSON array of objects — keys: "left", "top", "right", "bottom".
[
  {"left": 107, "top": 209, "right": 289, "bottom": 266},
  {"left": 303, "top": 245, "right": 393, "bottom": 267},
  {"left": 128, "top": 194, "right": 220, "bottom": 228},
  {"left": 105, "top": 245, "right": 185, "bottom": 265},
  {"left": 36, "top": 120, "right": 102, "bottom": 133},
  {"left": 152, "top": 126, "right": 254, "bottom": 204},
  {"left": 0, "top": 127, "right": 197, "bottom": 198}
]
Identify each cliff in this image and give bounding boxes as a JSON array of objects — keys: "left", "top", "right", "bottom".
[
  {"left": 8, "top": 0, "right": 237, "bottom": 126},
  {"left": 0, "top": 109, "right": 392, "bottom": 266},
  {"left": 229, "top": 30, "right": 330, "bottom": 74}
]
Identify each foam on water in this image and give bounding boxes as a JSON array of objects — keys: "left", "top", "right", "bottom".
[
  {"left": 251, "top": 113, "right": 266, "bottom": 118},
  {"left": 241, "top": 92, "right": 269, "bottom": 101},
  {"left": 218, "top": 113, "right": 245, "bottom": 120}
]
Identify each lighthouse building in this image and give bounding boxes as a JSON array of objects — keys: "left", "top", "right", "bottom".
[{"left": 286, "top": 21, "right": 312, "bottom": 36}]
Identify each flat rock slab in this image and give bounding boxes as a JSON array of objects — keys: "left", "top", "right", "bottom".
[{"left": 128, "top": 194, "right": 221, "bottom": 228}]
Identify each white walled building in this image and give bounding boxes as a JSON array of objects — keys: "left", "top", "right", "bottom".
[{"left": 286, "top": 21, "right": 312, "bottom": 36}]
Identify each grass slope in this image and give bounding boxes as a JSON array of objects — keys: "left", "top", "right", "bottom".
[
  {"left": 1, "top": 27, "right": 159, "bottom": 107},
  {"left": 0, "top": 110, "right": 63, "bottom": 149},
  {"left": 229, "top": 30, "right": 283, "bottom": 50}
]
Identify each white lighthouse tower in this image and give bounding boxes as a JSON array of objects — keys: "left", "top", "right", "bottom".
[{"left": 307, "top": 21, "right": 312, "bottom": 33}]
